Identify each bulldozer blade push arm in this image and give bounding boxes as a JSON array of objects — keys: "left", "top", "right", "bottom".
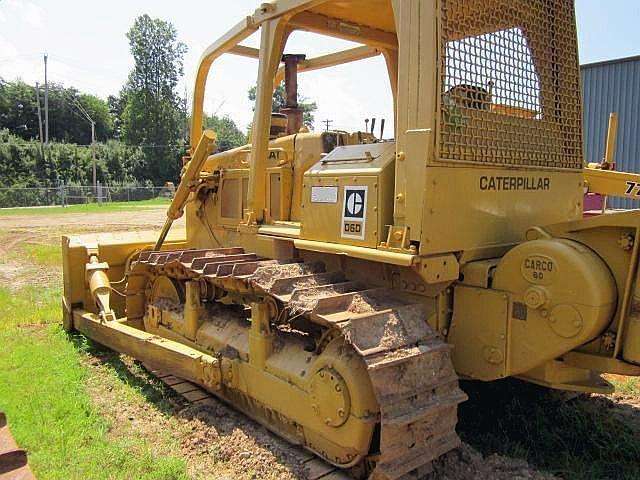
[
  {"left": 73, "top": 309, "right": 222, "bottom": 391},
  {"left": 155, "top": 130, "right": 217, "bottom": 251}
]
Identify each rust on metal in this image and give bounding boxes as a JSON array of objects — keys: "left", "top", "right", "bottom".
[
  {"left": 280, "top": 53, "right": 307, "bottom": 134},
  {"left": 0, "top": 412, "right": 35, "bottom": 480}
]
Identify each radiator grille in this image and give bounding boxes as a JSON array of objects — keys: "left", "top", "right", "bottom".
[{"left": 439, "top": 0, "right": 583, "bottom": 170}]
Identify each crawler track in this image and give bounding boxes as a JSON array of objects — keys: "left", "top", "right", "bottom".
[
  {"left": 143, "top": 365, "right": 351, "bottom": 480},
  {"left": 134, "top": 247, "right": 467, "bottom": 479}
]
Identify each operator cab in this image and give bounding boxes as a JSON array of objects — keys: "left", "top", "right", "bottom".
[
  {"left": 191, "top": 0, "right": 581, "bottom": 258},
  {"left": 201, "top": 26, "right": 396, "bottom": 240}
]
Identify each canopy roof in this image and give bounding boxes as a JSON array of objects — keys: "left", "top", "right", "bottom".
[{"left": 308, "top": 0, "right": 396, "bottom": 34}]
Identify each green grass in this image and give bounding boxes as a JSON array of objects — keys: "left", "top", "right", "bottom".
[
  {"left": 0, "top": 197, "right": 170, "bottom": 217},
  {"left": 458, "top": 379, "right": 640, "bottom": 480},
  {"left": 23, "top": 243, "right": 63, "bottom": 267},
  {"left": 0, "top": 282, "right": 189, "bottom": 479},
  {"left": 608, "top": 375, "right": 640, "bottom": 395},
  {"left": 2, "top": 243, "right": 62, "bottom": 270},
  {"left": 0, "top": 286, "right": 61, "bottom": 329}
]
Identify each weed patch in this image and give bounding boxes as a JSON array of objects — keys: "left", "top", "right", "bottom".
[
  {"left": 0, "top": 285, "right": 189, "bottom": 479},
  {"left": 0, "top": 286, "right": 61, "bottom": 328},
  {"left": 22, "top": 243, "right": 63, "bottom": 267},
  {"left": 0, "top": 198, "right": 170, "bottom": 217},
  {"left": 608, "top": 375, "right": 640, "bottom": 396}
]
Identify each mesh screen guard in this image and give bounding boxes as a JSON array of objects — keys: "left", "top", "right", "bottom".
[{"left": 439, "top": 0, "right": 583, "bottom": 170}]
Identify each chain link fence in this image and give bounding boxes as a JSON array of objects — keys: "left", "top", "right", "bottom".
[{"left": 0, "top": 184, "right": 175, "bottom": 209}]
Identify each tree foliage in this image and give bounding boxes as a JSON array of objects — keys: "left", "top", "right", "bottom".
[
  {"left": 0, "top": 129, "right": 145, "bottom": 186},
  {"left": 248, "top": 82, "right": 317, "bottom": 128},
  {"left": 119, "top": 14, "right": 187, "bottom": 184},
  {"left": 0, "top": 78, "right": 113, "bottom": 144},
  {"left": 0, "top": 14, "right": 267, "bottom": 194},
  {"left": 203, "top": 114, "right": 247, "bottom": 152}
]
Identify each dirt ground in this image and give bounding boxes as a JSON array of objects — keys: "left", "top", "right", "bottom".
[
  {"left": 0, "top": 207, "right": 184, "bottom": 238},
  {"left": 0, "top": 207, "right": 185, "bottom": 289},
  {"left": 1, "top": 207, "right": 637, "bottom": 480}
]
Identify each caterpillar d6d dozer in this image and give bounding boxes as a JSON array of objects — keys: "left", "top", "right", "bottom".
[{"left": 62, "top": 1, "right": 640, "bottom": 478}]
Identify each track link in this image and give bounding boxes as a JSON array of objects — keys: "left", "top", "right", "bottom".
[{"left": 134, "top": 247, "right": 467, "bottom": 479}]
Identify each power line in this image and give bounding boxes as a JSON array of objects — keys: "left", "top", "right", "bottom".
[
  {"left": 0, "top": 53, "right": 43, "bottom": 64},
  {"left": 47, "top": 53, "right": 125, "bottom": 78},
  {"left": 63, "top": 93, "right": 98, "bottom": 190},
  {"left": 322, "top": 119, "right": 333, "bottom": 131}
]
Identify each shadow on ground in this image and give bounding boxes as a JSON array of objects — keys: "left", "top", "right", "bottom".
[
  {"left": 68, "top": 332, "right": 307, "bottom": 480},
  {"left": 457, "top": 378, "right": 640, "bottom": 480},
  {"left": 68, "top": 331, "right": 640, "bottom": 480}
]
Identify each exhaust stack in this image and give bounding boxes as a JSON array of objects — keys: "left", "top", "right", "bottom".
[{"left": 280, "top": 54, "right": 306, "bottom": 135}]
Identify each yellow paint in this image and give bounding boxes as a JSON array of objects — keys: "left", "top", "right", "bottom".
[{"left": 61, "top": 3, "right": 640, "bottom": 474}]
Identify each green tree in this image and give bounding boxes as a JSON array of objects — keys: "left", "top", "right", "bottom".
[
  {"left": 248, "top": 82, "right": 317, "bottom": 128},
  {"left": 0, "top": 78, "right": 113, "bottom": 144},
  {"left": 0, "top": 79, "right": 39, "bottom": 140},
  {"left": 107, "top": 90, "right": 128, "bottom": 140},
  {"left": 120, "top": 14, "right": 187, "bottom": 184},
  {"left": 203, "top": 114, "right": 247, "bottom": 152}
]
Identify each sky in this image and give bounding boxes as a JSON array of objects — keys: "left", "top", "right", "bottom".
[{"left": 1, "top": 0, "right": 639, "bottom": 135}]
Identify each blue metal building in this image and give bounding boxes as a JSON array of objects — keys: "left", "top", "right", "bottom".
[{"left": 582, "top": 55, "right": 640, "bottom": 209}]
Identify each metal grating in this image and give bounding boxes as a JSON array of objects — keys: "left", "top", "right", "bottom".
[{"left": 439, "top": 0, "right": 583, "bottom": 170}]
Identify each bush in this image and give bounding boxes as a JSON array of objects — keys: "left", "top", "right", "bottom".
[
  {"left": 0, "top": 129, "right": 179, "bottom": 207},
  {"left": 0, "top": 129, "right": 172, "bottom": 187}
]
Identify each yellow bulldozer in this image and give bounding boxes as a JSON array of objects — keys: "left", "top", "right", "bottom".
[{"left": 61, "top": 1, "right": 640, "bottom": 478}]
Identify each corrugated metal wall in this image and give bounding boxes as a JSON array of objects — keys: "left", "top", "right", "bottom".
[{"left": 582, "top": 56, "right": 640, "bottom": 209}]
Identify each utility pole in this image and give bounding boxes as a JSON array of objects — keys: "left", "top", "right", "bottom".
[
  {"left": 44, "top": 53, "right": 50, "bottom": 144},
  {"left": 323, "top": 119, "right": 333, "bottom": 132},
  {"left": 35, "top": 83, "right": 45, "bottom": 160},
  {"left": 91, "top": 120, "right": 97, "bottom": 192}
]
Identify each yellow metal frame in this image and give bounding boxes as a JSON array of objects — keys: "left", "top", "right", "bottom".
[
  {"left": 584, "top": 168, "right": 640, "bottom": 200},
  {"left": 582, "top": 112, "right": 635, "bottom": 203},
  {"left": 265, "top": 166, "right": 293, "bottom": 222},
  {"left": 217, "top": 169, "right": 250, "bottom": 225},
  {"left": 190, "top": 0, "right": 399, "bottom": 226},
  {"left": 63, "top": 3, "right": 640, "bottom": 438},
  {"left": 274, "top": 45, "right": 381, "bottom": 84}
]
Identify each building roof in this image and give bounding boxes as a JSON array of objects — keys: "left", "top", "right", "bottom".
[{"left": 581, "top": 54, "right": 640, "bottom": 70}]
